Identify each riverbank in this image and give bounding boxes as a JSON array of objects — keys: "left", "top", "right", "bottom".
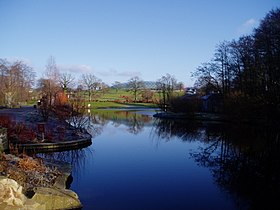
[
  {"left": 0, "top": 106, "right": 92, "bottom": 152},
  {"left": 0, "top": 153, "right": 82, "bottom": 209},
  {"left": 153, "top": 111, "right": 279, "bottom": 126},
  {"left": 153, "top": 112, "right": 226, "bottom": 122},
  {"left": 0, "top": 106, "right": 91, "bottom": 209}
]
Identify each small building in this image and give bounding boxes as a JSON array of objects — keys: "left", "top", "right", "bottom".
[{"left": 185, "top": 87, "right": 197, "bottom": 95}]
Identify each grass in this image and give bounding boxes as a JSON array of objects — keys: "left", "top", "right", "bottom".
[
  {"left": 81, "top": 89, "right": 160, "bottom": 108},
  {"left": 87, "top": 101, "right": 127, "bottom": 109},
  {"left": 87, "top": 101, "right": 158, "bottom": 109},
  {"left": 26, "top": 88, "right": 184, "bottom": 110},
  {"left": 99, "top": 89, "right": 132, "bottom": 101}
]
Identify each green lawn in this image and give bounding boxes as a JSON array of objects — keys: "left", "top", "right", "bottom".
[
  {"left": 21, "top": 88, "right": 184, "bottom": 110},
  {"left": 75, "top": 88, "right": 185, "bottom": 109},
  {"left": 87, "top": 101, "right": 158, "bottom": 109},
  {"left": 98, "top": 89, "right": 132, "bottom": 102}
]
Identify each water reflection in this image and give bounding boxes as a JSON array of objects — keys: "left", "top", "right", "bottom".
[
  {"left": 37, "top": 109, "right": 280, "bottom": 209},
  {"left": 91, "top": 110, "right": 153, "bottom": 134},
  {"left": 152, "top": 118, "right": 203, "bottom": 141},
  {"left": 154, "top": 118, "right": 280, "bottom": 209},
  {"left": 39, "top": 148, "right": 93, "bottom": 179}
]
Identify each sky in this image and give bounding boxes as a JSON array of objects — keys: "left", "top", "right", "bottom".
[{"left": 0, "top": 0, "right": 279, "bottom": 87}]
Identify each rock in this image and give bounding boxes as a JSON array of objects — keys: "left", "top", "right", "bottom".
[
  {"left": 0, "top": 176, "right": 45, "bottom": 210},
  {"left": 31, "top": 187, "right": 82, "bottom": 210},
  {"left": 0, "top": 177, "right": 26, "bottom": 207},
  {"left": 0, "top": 156, "right": 82, "bottom": 210}
]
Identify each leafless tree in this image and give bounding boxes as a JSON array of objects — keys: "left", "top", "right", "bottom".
[
  {"left": 42, "top": 56, "right": 60, "bottom": 106},
  {"left": 81, "top": 73, "right": 101, "bottom": 101},
  {"left": 127, "top": 76, "right": 145, "bottom": 102},
  {"left": 141, "top": 89, "right": 154, "bottom": 103},
  {"left": 0, "top": 59, "right": 35, "bottom": 107},
  {"left": 156, "top": 74, "right": 177, "bottom": 110},
  {"left": 59, "top": 73, "right": 75, "bottom": 94}
]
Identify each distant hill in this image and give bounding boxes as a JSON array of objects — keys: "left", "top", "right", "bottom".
[{"left": 111, "top": 81, "right": 158, "bottom": 89}]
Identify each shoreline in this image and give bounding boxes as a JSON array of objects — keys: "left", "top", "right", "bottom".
[
  {"left": 153, "top": 111, "right": 280, "bottom": 127},
  {"left": 0, "top": 106, "right": 92, "bottom": 153},
  {"left": 0, "top": 154, "right": 83, "bottom": 209},
  {"left": 0, "top": 106, "right": 89, "bottom": 209}
]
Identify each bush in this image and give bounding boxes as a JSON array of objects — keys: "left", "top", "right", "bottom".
[{"left": 169, "top": 96, "right": 201, "bottom": 114}]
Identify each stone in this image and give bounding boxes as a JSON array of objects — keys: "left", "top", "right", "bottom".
[
  {"left": 0, "top": 177, "right": 45, "bottom": 210},
  {"left": 0, "top": 157, "right": 82, "bottom": 210},
  {"left": 31, "top": 187, "right": 82, "bottom": 210},
  {"left": 0, "top": 177, "right": 26, "bottom": 207}
]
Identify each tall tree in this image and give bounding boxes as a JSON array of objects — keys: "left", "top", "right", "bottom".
[
  {"left": 229, "top": 36, "right": 255, "bottom": 95},
  {"left": 193, "top": 62, "right": 221, "bottom": 94},
  {"left": 192, "top": 8, "right": 280, "bottom": 118},
  {"left": 254, "top": 8, "right": 280, "bottom": 109},
  {"left": 156, "top": 74, "right": 177, "bottom": 110},
  {"left": 214, "top": 41, "right": 232, "bottom": 95},
  {"left": 59, "top": 73, "right": 75, "bottom": 94},
  {"left": 81, "top": 73, "right": 101, "bottom": 101},
  {"left": 43, "top": 56, "right": 60, "bottom": 106},
  {"left": 127, "top": 76, "right": 145, "bottom": 102},
  {"left": 0, "top": 59, "right": 35, "bottom": 107}
]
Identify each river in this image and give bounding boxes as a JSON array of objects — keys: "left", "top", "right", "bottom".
[{"left": 40, "top": 109, "right": 280, "bottom": 210}]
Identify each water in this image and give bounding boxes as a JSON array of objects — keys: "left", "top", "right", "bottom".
[{"left": 41, "top": 109, "right": 280, "bottom": 210}]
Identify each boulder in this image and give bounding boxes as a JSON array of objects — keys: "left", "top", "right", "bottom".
[
  {"left": 31, "top": 187, "right": 82, "bottom": 209},
  {"left": 0, "top": 176, "right": 45, "bottom": 210}
]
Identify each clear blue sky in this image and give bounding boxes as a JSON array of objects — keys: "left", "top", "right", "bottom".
[{"left": 0, "top": 0, "right": 279, "bottom": 86}]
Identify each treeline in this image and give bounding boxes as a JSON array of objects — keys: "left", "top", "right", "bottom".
[
  {"left": 0, "top": 55, "right": 184, "bottom": 110},
  {"left": 192, "top": 8, "right": 280, "bottom": 119}
]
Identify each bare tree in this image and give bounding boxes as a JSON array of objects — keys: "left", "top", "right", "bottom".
[
  {"left": 42, "top": 56, "right": 60, "bottom": 106},
  {"left": 192, "top": 62, "right": 221, "bottom": 94},
  {"left": 81, "top": 73, "right": 101, "bottom": 101},
  {"left": 0, "top": 59, "right": 35, "bottom": 107},
  {"left": 191, "top": 8, "right": 280, "bottom": 118},
  {"left": 214, "top": 41, "right": 232, "bottom": 95},
  {"left": 156, "top": 74, "right": 177, "bottom": 110},
  {"left": 141, "top": 89, "right": 154, "bottom": 103},
  {"left": 59, "top": 73, "right": 75, "bottom": 94},
  {"left": 127, "top": 76, "right": 145, "bottom": 103}
]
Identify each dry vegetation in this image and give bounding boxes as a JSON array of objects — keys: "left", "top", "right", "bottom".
[{"left": 0, "top": 153, "right": 62, "bottom": 195}]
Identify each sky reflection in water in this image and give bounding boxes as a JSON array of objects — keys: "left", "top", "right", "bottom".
[{"left": 68, "top": 110, "right": 238, "bottom": 210}]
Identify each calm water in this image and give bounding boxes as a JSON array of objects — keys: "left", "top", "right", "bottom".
[{"left": 41, "top": 109, "right": 280, "bottom": 210}]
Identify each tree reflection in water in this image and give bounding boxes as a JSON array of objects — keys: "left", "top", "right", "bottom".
[
  {"left": 39, "top": 111, "right": 153, "bottom": 179},
  {"left": 39, "top": 147, "right": 93, "bottom": 183},
  {"left": 154, "top": 118, "right": 280, "bottom": 210},
  {"left": 91, "top": 110, "right": 152, "bottom": 135}
]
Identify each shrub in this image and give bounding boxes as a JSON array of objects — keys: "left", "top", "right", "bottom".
[{"left": 169, "top": 96, "right": 201, "bottom": 114}]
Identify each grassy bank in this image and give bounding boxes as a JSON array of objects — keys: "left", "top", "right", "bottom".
[{"left": 87, "top": 101, "right": 158, "bottom": 109}]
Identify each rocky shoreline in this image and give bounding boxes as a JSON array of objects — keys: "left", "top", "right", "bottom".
[
  {"left": 0, "top": 154, "right": 82, "bottom": 210},
  {"left": 0, "top": 106, "right": 92, "bottom": 209}
]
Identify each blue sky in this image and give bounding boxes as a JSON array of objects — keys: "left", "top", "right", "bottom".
[{"left": 0, "top": 0, "right": 279, "bottom": 86}]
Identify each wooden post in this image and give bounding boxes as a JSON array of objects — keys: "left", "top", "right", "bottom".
[{"left": 37, "top": 123, "right": 46, "bottom": 141}]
